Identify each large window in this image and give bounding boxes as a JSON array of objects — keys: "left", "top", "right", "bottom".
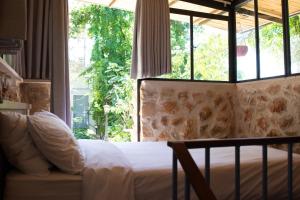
[
  {"left": 289, "top": 2, "right": 300, "bottom": 74},
  {"left": 161, "top": 14, "right": 191, "bottom": 79},
  {"left": 160, "top": 8, "right": 229, "bottom": 81},
  {"left": 258, "top": 0, "right": 284, "bottom": 78},
  {"left": 236, "top": 2, "right": 257, "bottom": 81},
  {"left": 194, "top": 18, "right": 229, "bottom": 81}
]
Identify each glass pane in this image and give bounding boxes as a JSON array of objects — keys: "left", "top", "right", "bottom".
[
  {"left": 161, "top": 14, "right": 190, "bottom": 79},
  {"left": 258, "top": 0, "right": 284, "bottom": 78},
  {"left": 289, "top": 2, "right": 300, "bottom": 73},
  {"left": 236, "top": 1, "right": 257, "bottom": 81},
  {"left": 193, "top": 17, "right": 229, "bottom": 81}
]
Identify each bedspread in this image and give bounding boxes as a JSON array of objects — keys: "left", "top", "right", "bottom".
[{"left": 79, "top": 140, "right": 134, "bottom": 200}]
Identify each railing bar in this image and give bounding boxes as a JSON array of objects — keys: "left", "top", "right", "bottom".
[
  {"left": 205, "top": 147, "right": 211, "bottom": 185},
  {"left": 172, "top": 151, "right": 178, "bottom": 200},
  {"left": 288, "top": 143, "right": 293, "bottom": 200},
  {"left": 184, "top": 176, "right": 190, "bottom": 200},
  {"left": 235, "top": 146, "right": 240, "bottom": 200},
  {"left": 262, "top": 145, "right": 268, "bottom": 200}
]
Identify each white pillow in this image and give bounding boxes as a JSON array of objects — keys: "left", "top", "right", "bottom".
[
  {"left": 28, "top": 111, "right": 85, "bottom": 174},
  {"left": 0, "top": 112, "right": 50, "bottom": 176}
]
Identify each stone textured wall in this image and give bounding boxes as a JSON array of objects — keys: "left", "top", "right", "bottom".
[
  {"left": 20, "top": 80, "right": 51, "bottom": 114},
  {"left": 140, "top": 77, "right": 300, "bottom": 142},
  {"left": 235, "top": 77, "right": 300, "bottom": 138},
  {"left": 140, "top": 81, "right": 236, "bottom": 141},
  {"left": 3, "top": 84, "right": 21, "bottom": 102}
]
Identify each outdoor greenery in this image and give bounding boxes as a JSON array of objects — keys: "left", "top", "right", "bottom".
[
  {"left": 70, "top": 5, "right": 134, "bottom": 141},
  {"left": 70, "top": 4, "right": 300, "bottom": 140},
  {"left": 70, "top": 5, "right": 230, "bottom": 140}
]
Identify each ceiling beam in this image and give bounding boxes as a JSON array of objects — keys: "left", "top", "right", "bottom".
[
  {"left": 169, "top": 0, "right": 179, "bottom": 6},
  {"left": 109, "top": 0, "right": 117, "bottom": 7},
  {"left": 237, "top": 8, "right": 282, "bottom": 24},
  {"left": 170, "top": 8, "right": 228, "bottom": 21},
  {"left": 232, "top": 0, "right": 252, "bottom": 9},
  {"left": 193, "top": 10, "right": 227, "bottom": 25},
  {"left": 179, "top": 0, "right": 231, "bottom": 12}
]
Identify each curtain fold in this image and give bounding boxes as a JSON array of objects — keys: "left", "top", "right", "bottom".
[
  {"left": 21, "top": 0, "right": 71, "bottom": 126},
  {"left": 131, "top": 0, "right": 171, "bottom": 79}
]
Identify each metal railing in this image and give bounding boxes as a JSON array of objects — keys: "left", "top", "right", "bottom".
[{"left": 168, "top": 136, "right": 300, "bottom": 200}]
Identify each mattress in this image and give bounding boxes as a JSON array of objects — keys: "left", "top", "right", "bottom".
[
  {"left": 114, "top": 142, "right": 300, "bottom": 200},
  {"left": 4, "top": 170, "right": 82, "bottom": 200}
]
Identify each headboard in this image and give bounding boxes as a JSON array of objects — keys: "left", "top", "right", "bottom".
[{"left": 0, "top": 101, "right": 31, "bottom": 200}]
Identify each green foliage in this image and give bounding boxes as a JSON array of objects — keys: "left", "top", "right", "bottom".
[
  {"left": 194, "top": 34, "right": 228, "bottom": 81},
  {"left": 74, "top": 128, "right": 95, "bottom": 139},
  {"left": 70, "top": 5, "right": 134, "bottom": 141},
  {"left": 161, "top": 20, "right": 190, "bottom": 79}
]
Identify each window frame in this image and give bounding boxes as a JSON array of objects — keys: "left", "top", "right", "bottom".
[{"left": 234, "top": 0, "right": 293, "bottom": 82}]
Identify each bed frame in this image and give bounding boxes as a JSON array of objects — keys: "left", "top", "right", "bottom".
[
  {"left": 168, "top": 136, "right": 300, "bottom": 200},
  {"left": 0, "top": 101, "right": 31, "bottom": 200}
]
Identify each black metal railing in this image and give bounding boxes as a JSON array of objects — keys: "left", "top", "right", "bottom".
[{"left": 168, "top": 136, "right": 300, "bottom": 200}]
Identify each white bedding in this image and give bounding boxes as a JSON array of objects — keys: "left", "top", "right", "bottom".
[{"left": 79, "top": 140, "right": 300, "bottom": 200}]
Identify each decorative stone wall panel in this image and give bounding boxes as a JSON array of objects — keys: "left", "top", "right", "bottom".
[
  {"left": 20, "top": 80, "right": 51, "bottom": 114},
  {"left": 235, "top": 77, "right": 300, "bottom": 138},
  {"left": 140, "top": 81, "right": 236, "bottom": 141}
]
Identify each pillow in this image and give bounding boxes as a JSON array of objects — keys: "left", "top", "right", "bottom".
[
  {"left": 0, "top": 112, "right": 50, "bottom": 176},
  {"left": 28, "top": 111, "right": 85, "bottom": 174}
]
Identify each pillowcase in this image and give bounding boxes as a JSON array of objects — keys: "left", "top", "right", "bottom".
[
  {"left": 0, "top": 112, "right": 50, "bottom": 176},
  {"left": 28, "top": 111, "right": 85, "bottom": 174}
]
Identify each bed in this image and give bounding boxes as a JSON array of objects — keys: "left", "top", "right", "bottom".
[
  {"left": 1, "top": 102, "right": 300, "bottom": 200},
  {"left": 1, "top": 140, "right": 300, "bottom": 200}
]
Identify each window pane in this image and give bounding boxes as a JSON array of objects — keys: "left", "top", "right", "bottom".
[
  {"left": 289, "top": 2, "right": 300, "bottom": 73},
  {"left": 160, "top": 14, "right": 190, "bottom": 79},
  {"left": 193, "top": 18, "right": 229, "bottom": 81},
  {"left": 258, "top": 0, "right": 284, "bottom": 78},
  {"left": 236, "top": 1, "right": 257, "bottom": 81}
]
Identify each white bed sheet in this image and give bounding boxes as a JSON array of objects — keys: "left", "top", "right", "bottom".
[
  {"left": 114, "top": 142, "right": 300, "bottom": 200},
  {"left": 4, "top": 170, "right": 82, "bottom": 200},
  {"left": 7, "top": 140, "right": 300, "bottom": 200}
]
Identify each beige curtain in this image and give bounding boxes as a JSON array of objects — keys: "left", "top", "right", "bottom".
[
  {"left": 131, "top": 0, "right": 171, "bottom": 79},
  {"left": 23, "top": 0, "right": 71, "bottom": 125}
]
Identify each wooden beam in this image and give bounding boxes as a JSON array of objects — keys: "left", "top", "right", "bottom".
[
  {"left": 170, "top": 8, "right": 228, "bottom": 21},
  {"left": 237, "top": 8, "right": 282, "bottom": 24},
  {"left": 233, "top": 0, "right": 252, "bottom": 8},
  {"left": 169, "top": 0, "right": 178, "bottom": 7},
  {"left": 170, "top": 143, "right": 217, "bottom": 200},
  {"left": 194, "top": 10, "right": 227, "bottom": 25},
  {"left": 179, "top": 0, "right": 231, "bottom": 12},
  {"left": 108, "top": 0, "right": 117, "bottom": 7}
]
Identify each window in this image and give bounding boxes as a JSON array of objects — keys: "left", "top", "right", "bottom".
[
  {"left": 258, "top": 0, "right": 284, "bottom": 78},
  {"left": 161, "top": 14, "right": 191, "bottom": 79},
  {"left": 194, "top": 18, "right": 229, "bottom": 81},
  {"left": 289, "top": 2, "right": 300, "bottom": 74},
  {"left": 161, "top": 9, "right": 229, "bottom": 81},
  {"left": 236, "top": 1, "right": 257, "bottom": 81},
  {"left": 73, "top": 95, "right": 89, "bottom": 129}
]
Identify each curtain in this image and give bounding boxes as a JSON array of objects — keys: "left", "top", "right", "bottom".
[
  {"left": 22, "top": 0, "right": 71, "bottom": 126},
  {"left": 131, "top": 0, "right": 171, "bottom": 79}
]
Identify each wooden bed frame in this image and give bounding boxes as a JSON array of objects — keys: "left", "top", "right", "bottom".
[
  {"left": 168, "top": 136, "right": 300, "bottom": 200},
  {"left": 0, "top": 101, "right": 31, "bottom": 200}
]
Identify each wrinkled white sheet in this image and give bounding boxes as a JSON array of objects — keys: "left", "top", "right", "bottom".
[
  {"left": 115, "top": 142, "right": 300, "bottom": 200},
  {"left": 79, "top": 140, "right": 300, "bottom": 200},
  {"left": 79, "top": 140, "right": 134, "bottom": 200}
]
